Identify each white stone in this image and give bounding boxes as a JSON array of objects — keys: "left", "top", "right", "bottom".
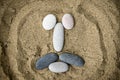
[
  {"left": 49, "top": 62, "right": 68, "bottom": 73},
  {"left": 42, "top": 14, "right": 56, "bottom": 30},
  {"left": 62, "top": 14, "right": 74, "bottom": 29},
  {"left": 53, "top": 23, "right": 64, "bottom": 52}
]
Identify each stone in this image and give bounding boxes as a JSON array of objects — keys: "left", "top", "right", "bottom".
[
  {"left": 59, "top": 53, "right": 85, "bottom": 66},
  {"left": 62, "top": 14, "right": 74, "bottom": 29},
  {"left": 53, "top": 23, "right": 64, "bottom": 52},
  {"left": 49, "top": 62, "right": 68, "bottom": 73},
  {"left": 42, "top": 14, "right": 56, "bottom": 30},
  {"left": 35, "top": 53, "right": 58, "bottom": 70}
]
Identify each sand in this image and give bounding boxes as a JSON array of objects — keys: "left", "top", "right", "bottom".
[{"left": 0, "top": 0, "right": 120, "bottom": 80}]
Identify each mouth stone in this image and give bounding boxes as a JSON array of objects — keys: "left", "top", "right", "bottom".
[{"left": 49, "top": 62, "right": 68, "bottom": 73}]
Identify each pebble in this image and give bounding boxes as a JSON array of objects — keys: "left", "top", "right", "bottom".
[
  {"left": 53, "top": 23, "right": 64, "bottom": 52},
  {"left": 62, "top": 14, "right": 74, "bottom": 29},
  {"left": 35, "top": 53, "right": 58, "bottom": 70},
  {"left": 59, "top": 53, "right": 85, "bottom": 66},
  {"left": 42, "top": 14, "right": 56, "bottom": 30},
  {"left": 49, "top": 62, "right": 68, "bottom": 73}
]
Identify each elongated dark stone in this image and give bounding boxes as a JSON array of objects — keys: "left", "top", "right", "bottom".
[
  {"left": 35, "top": 53, "right": 59, "bottom": 70},
  {"left": 59, "top": 53, "right": 85, "bottom": 66}
]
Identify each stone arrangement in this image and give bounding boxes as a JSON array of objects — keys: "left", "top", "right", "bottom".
[{"left": 35, "top": 14, "right": 85, "bottom": 73}]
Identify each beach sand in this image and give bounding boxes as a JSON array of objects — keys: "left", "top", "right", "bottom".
[{"left": 0, "top": 0, "right": 120, "bottom": 80}]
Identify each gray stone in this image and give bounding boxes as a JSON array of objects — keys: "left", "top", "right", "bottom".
[
  {"left": 35, "top": 53, "right": 58, "bottom": 70},
  {"left": 59, "top": 53, "right": 85, "bottom": 66}
]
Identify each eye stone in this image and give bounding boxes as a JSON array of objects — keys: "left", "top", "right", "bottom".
[
  {"left": 42, "top": 14, "right": 57, "bottom": 30},
  {"left": 62, "top": 14, "right": 74, "bottom": 30}
]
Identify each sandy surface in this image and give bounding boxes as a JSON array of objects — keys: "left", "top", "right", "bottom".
[{"left": 0, "top": 0, "right": 120, "bottom": 80}]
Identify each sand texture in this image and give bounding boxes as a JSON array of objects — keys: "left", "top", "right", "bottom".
[{"left": 0, "top": 0, "right": 120, "bottom": 80}]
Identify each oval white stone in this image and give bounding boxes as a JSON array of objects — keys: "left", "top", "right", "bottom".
[
  {"left": 42, "top": 14, "right": 56, "bottom": 30},
  {"left": 53, "top": 23, "right": 64, "bottom": 52},
  {"left": 49, "top": 62, "right": 68, "bottom": 73},
  {"left": 62, "top": 14, "right": 74, "bottom": 29}
]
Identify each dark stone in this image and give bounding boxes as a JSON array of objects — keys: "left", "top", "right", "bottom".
[
  {"left": 59, "top": 52, "right": 85, "bottom": 66},
  {"left": 35, "top": 53, "right": 59, "bottom": 70}
]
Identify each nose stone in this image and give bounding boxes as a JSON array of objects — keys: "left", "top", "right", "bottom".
[{"left": 53, "top": 23, "right": 64, "bottom": 52}]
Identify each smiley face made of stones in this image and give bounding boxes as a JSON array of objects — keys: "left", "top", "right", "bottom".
[{"left": 35, "top": 14, "right": 85, "bottom": 73}]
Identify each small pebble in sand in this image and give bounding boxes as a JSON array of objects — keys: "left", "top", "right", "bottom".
[
  {"left": 49, "top": 62, "right": 68, "bottom": 73},
  {"left": 42, "top": 14, "right": 56, "bottom": 30},
  {"left": 35, "top": 53, "right": 58, "bottom": 70},
  {"left": 62, "top": 14, "right": 74, "bottom": 29},
  {"left": 53, "top": 23, "right": 64, "bottom": 52},
  {"left": 59, "top": 52, "right": 85, "bottom": 66}
]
